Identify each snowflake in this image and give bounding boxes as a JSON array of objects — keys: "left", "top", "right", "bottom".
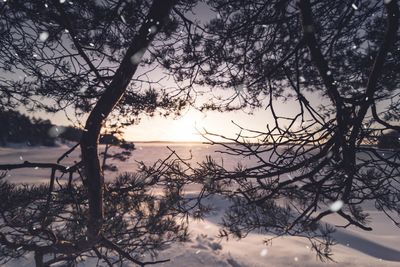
[
  {"left": 148, "top": 26, "right": 158, "bottom": 35},
  {"left": 283, "top": 36, "right": 290, "bottom": 42},
  {"left": 130, "top": 49, "right": 146, "bottom": 65},
  {"left": 39, "top": 31, "right": 49, "bottom": 42},
  {"left": 48, "top": 126, "right": 65, "bottom": 137},
  {"left": 260, "top": 248, "right": 268, "bottom": 257},
  {"left": 120, "top": 15, "right": 126, "bottom": 24},
  {"left": 329, "top": 200, "right": 344, "bottom": 212},
  {"left": 234, "top": 84, "right": 245, "bottom": 93}
]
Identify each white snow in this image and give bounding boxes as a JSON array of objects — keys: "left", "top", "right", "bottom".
[{"left": 1, "top": 144, "right": 400, "bottom": 266}]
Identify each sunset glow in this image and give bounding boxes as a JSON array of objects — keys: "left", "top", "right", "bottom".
[{"left": 168, "top": 115, "right": 203, "bottom": 142}]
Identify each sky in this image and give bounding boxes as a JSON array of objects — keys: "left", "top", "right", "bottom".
[
  {"left": 28, "top": 86, "right": 324, "bottom": 143},
  {"left": 4, "top": 1, "right": 398, "bottom": 143},
  {"left": 123, "top": 93, "right": 320, "bottom": 143},
  {"left": 125, "top": 107, "right": 271, "bottom": 142},
  {"left": 13, "top": 1, "right": 327, "bottom": 143}
]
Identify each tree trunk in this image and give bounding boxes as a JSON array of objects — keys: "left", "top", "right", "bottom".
[
  {"left": 80, "top": 0, "right": 177, "bottom": 241},
  {"left": 34, "top": 251, "right": 43, "bottom": 267},
  {"left": 101, "top": 143, "right": 110, "bottom": 176}
]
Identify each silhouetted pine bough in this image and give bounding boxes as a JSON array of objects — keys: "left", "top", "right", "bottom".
[
  {"left": 0, "top": 159, "right": 198, "bottom": 266},
  {"left": 0, "top": 0, "right": 199, "bottom": 265},
  {"left": 156, "top": 0, "right": 400, "bottom": 261},
  {"left": 99, "top": 121, "right": 136, "bottom": 174},
  {"left": 2, "top": 0, "right": 400, "bottom": 264},
  {"left": 377, "top": 130, "right": 400, "bottom": 150}
]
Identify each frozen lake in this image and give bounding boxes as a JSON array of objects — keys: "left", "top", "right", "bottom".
[
  {"left": 0, "top": 143, "right": 265, "bottom": 184},
  {"left": 1, "top": 143, "right": 400, "bottom": 267}
]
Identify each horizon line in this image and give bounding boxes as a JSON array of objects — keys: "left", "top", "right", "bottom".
[{"left": 127, "top": 140, "right": 212, "bottom": 144}]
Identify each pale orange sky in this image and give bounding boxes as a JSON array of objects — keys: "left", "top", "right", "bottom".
[
  {"left": 17, "top": 2, "right": 327, "bottom": 143},
  {"left": 22, "top": 55, "right": 326, "bottom": 143},
  {"left": 124, "top": 108, "right": 270, "bottom": 142},
  {"left": 29, "top": 88, "right": 321, "bottom": 143},
  {"left": 9, "top": 2, "right": 395, "bottom": 144},
  {"left": 123, "top": 97, "right": 315, "bottom": 142}
]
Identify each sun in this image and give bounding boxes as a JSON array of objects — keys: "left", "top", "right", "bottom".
[
  {"left": 122, "top": 110, "right": 208, "bottom": 142},
  {"left": 171, "top": 117, "right": 203, "bottom": 142}
]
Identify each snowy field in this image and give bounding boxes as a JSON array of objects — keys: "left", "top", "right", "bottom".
[{"left": 1, "top": 144, "right": 400, "bottom": 267}]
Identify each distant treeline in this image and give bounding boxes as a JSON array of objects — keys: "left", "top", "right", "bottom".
[
  {"left": 0, "top": 110, "right": 133, "bottom": 148},
  {"left": 0, "top": 110, "right": 82, "bottom": 146},
  {"left": 377, "top": 130, "right": 400, "bottom": 150}
]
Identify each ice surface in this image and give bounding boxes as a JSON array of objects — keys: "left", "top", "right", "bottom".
[{"left": 1, "top": 144, "right": 400, "bottom": 266}]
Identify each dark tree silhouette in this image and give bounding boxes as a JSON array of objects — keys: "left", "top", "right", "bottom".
[
  {"left": 160, "top": 0, "right": 400, "bottom": 260},
  {"left": 0, "top": 110, "right": 55, "bottom": 146},
  {"left": 99, "top": 120, "right": 136, "bottom": 173},
  {"left": 1, "top": 0, "right": 400, "bottom": 264},
  {"left": 0, "top": 0, "right": 200, "bottom": 266},
  {"left": 378, "top": 130, "right": 400, "bottom": 149}
]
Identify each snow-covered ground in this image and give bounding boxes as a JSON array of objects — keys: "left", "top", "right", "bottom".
[
  {"left": 154, "top": 199, "right": 400, "bottom": 267},
  {"left": 1, "top": 144, "right": 400, "bottom": 266}
]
